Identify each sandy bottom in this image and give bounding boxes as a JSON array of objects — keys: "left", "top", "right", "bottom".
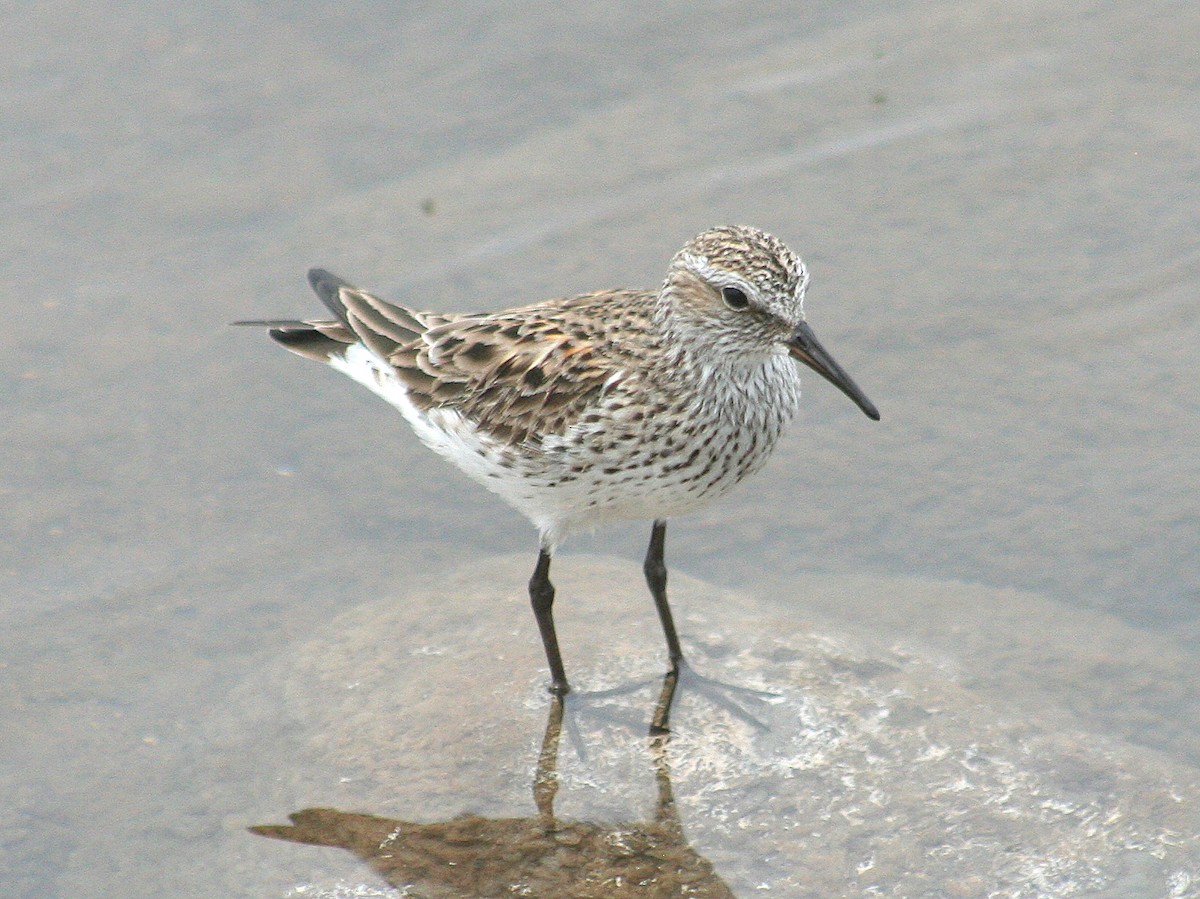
[{"left": 169, "top": 555, "right": 1200, "bottom": 898}]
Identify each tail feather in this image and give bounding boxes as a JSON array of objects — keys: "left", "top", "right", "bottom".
[
  {"left": 267, "top": 327, "right": 348, "bottom": 364},
  {"left": 233, "top": 318, "right": 357, "bottom": 364},
  {"left": 307, "top": 268, "right": 428, "bottom": 362},
  {"left": 238, "top": 269, "right": 440, "bottom": 367}
]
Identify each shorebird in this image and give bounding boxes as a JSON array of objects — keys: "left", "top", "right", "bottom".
[{"left": 239, "top": 226, "right": 879, "bottom": 694}]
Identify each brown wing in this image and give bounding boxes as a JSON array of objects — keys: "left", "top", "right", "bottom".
[
  {"left": 393, "top": 289, "right": 659, "bottom": 446},
  {"left": 248, "top": 270, "right": 659, "bottom": 447}
]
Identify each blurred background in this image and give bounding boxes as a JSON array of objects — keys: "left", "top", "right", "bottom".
[{"left": 2, "top": 1, "right": 1198, "bottom": 896}]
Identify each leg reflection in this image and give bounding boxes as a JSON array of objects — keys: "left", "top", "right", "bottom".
[{"left": 251, "top": 679, "right": 733, "bottom": 897}]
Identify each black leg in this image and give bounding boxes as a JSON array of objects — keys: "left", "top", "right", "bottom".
[
  {"left": 529, "top": 547, "right": 570, "bottom": 695},
  {"left": 644, "top": 519, "right": 683, "bottom": 669}
]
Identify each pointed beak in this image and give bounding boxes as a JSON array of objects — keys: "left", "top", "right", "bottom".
[{"left": 787, "top": 321, "right": 880, "bottom": 421}]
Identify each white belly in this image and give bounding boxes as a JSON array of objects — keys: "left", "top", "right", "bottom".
[{"left": 328, "top": 342, "right": 802, "bottom": 548}]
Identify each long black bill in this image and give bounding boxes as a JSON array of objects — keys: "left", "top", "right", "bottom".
[{"left": 787, "top": 321, "right": 881, "bottom": 421}]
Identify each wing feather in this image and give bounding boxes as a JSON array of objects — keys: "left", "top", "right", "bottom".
[
  {"left": 399, "top": 289, "right": 657, "bottom": 445},
  {"left": 253, "top": 274, "right": 660, "bottom": 447}
]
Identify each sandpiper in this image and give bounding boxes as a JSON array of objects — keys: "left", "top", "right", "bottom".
[{"left": 239, "top": 226, "right": 879, "bottom": 694}]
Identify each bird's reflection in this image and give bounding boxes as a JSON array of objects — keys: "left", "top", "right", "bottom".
[{"left": 251, "top": 672, "right": 735, "bottom": 897}]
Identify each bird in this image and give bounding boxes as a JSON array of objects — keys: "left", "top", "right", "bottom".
[{"left": 237, "top": 225, "right": 879, "bottom": 694}]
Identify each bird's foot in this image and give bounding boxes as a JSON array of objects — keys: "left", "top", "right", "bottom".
[{"left": 667, "top": 658, "right": 780, "bottom": 732}]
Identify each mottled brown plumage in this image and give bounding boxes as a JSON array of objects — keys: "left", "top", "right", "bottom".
[{"left": 267, "top": 277, "right": 668, "bottom": 448}]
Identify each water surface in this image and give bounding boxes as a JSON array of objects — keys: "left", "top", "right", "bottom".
[{"left": 3, "top": 1, "right": 1198, "bottom": 896}]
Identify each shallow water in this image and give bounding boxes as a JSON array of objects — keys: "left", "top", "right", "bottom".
[{"left": 3, "top": 1, "right": 1198, "bottom": 896}]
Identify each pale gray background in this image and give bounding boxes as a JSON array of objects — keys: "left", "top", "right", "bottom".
[{"left": 3, "top": 1, "right": 1198, "bottom": 896}]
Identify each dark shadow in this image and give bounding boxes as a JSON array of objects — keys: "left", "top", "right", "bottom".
[
  {"left": 251, "top": 672, "right": 736, "bottom": 897},
  {"left": 557, "top": 660, "right": 779, "bottom": 743}
]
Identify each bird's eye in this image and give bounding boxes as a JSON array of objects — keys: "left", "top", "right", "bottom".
[{"left": 721, "top": 286, "right": 750, "bottom": 310}]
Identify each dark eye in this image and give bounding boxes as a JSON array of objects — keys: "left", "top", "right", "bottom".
[{"left": 721, "top": 286, "right": 750, "bottom": 310}]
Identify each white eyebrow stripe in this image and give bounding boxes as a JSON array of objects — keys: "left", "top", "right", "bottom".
[{"left": 679, "top": 252, "right": 746, "bottom": 289}]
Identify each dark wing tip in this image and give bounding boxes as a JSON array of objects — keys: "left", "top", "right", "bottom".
[
  {"left": 307, "top": 267, "right": 340, "bottom": 291},
  {"left": 232, "top": 319, "right": 310, "bottom": 328},
  {"left": 307, "top": 268, "right": 356, "bottom": 324}
]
